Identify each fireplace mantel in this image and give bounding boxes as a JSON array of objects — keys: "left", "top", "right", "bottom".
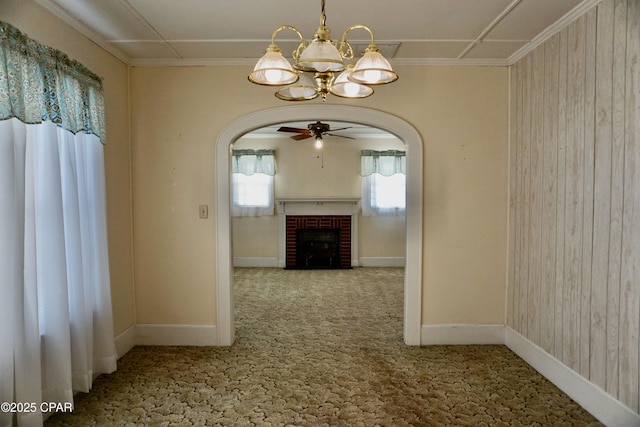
[
  {"left": 276, "top": 198, "right": 360, "bottom": 268},
  {"left": 276, "top": 198, "right": 360, "bottom": 215}
]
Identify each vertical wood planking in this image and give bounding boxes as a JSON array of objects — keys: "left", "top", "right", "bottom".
[
  {"left": 606, "top": 0, "right": 627, "bottom": 399},
  {"left": 520, "top": 54, "right": 532, "bottom": 338},
  {"left": 507, "top": 64, "right": 518, "bottom": 329},
  {"left": 541, "top": 33, "right": 560, "bottom": 354},
  {"left": 508, "top": 0, "right": 639, "bottom": 412},
  {"left": 528, "top": 45, "right": 544, "bottom": 347},
  {"left": 514, "top": 60, "right": 524, "bottom": 332},
  {"left": 620, "top": 0, "right": 640, "bottom": 412},
  {"left": 555, "top": 26, "right": 569, "bottom": 359},
  {"left": 580, "top": 7, "right": 597, "bottom": 379},
  {"left": 563, "top": 14, "right": 587, "bottom": 372},
  {"left": 591, "top": 0, "right": 614, "bottom": 391}
]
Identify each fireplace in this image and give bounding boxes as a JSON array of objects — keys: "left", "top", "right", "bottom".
[
  {"left": 276, "top": 198, "right": 360, "bottom": 269},
  {"left": 286, "top": 216, "right": 351, "bottom": 269}
]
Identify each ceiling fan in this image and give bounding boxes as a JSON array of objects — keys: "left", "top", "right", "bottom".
[{"left": 277, "top": 121, "right": 355, "bottom": 141}]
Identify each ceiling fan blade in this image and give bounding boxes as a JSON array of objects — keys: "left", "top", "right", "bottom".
[
  {"left": 291, "top": 133, "right": 312, "bottom": 140},
  {"left": 327, "top": 126, "right": 352, "bottom": 132},
  {"left": 326, "top": 132, "right": 355, "bottom": 139},
  {"left": 278, "top": 126, "right": 308, "bottom": 134}
]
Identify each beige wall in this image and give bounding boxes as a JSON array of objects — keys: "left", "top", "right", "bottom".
[
  {"left": 0, "top": 0, "right": 135, "bottom": 336},
  {"left": 232, "top": 136, "right": 406, "bottom": 260},
  {"left": 130, "top": 64, "right": 509, "bottom": 326},
  {"left": 508, "top": 0, "right": 640, "bottom": 412},
  {"left": 1, "top": 0, "right": 509, "bottom": 332}
]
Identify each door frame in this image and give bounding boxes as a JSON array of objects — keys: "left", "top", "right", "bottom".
[{"left": 215, "top": 104, "right": 423, "bottom": 345}]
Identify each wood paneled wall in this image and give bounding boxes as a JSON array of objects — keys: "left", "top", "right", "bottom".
[{"left": 508, "top": 0, "right": 639, "bottom": 412}]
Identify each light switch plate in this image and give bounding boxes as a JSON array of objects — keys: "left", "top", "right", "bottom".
[{"left": 199, "top": 205, "right": 208, "bottom": 219}]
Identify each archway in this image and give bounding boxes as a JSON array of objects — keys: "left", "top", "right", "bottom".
[{"left": 216, "top": 105, "right": 423, "bottom": 345}]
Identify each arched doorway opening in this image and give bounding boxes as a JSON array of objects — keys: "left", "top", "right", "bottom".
[{"left": 215, "top": 105, "right": 423, "bottom": 345}]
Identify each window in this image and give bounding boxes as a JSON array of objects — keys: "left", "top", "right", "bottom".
[
  {"left": 232, "top": 172, "right": 274, "bottom": 215},
  {"left": 232, "top": 149, "right": 276, "bottom": 216},
  {"left": 361, "top": 150, "right": 406, "bottom": 216}
]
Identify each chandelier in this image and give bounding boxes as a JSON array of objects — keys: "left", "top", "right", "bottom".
[{"left": 248, "top": 0, "right": 398, "bottom": 102}]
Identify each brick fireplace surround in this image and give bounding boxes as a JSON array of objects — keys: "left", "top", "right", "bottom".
[
  {"left": 286, "top": 215, "right": 352, "bottom": 269},
  {"left": 276, "top": 198, "right": 360, "bottom": 269}
]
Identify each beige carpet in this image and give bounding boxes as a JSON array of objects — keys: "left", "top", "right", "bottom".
[{"left": 46, "top": 268, "right": 602, "bottom": 426}]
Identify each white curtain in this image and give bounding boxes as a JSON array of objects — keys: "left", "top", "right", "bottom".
[
  {"left": 232, "top": 149, "right": 276, "bottom": 217},
  {"left": 1, "top": 21, "right": 116, "bottom": 427},
  {"left": 361, "top": 150, "right": 406, "bottom": 216},
  {"left": 0, "top": 119, "right": 117, "bottom": 426}
]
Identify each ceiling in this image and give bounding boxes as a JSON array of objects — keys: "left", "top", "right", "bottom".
[{"left": 36, "top": 0, "right": 598, "bottom": 67}]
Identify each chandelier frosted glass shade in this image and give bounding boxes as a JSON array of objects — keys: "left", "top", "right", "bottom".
[
  {"left": 248, "top": 48, "right": 299, "bottom": 86},
  {"left": 296, "top": 39, "right": 345, "bottom": 73},
  {"left": 330, "top": 65, "right": 373, "bottom": 98},
  {"left": 349, "top": 47, "right": 398, "bottom": 85},
  {"left": 275, "top": 73, "right": 319, "bottom": 101}
]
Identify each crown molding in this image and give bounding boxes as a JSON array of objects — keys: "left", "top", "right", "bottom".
[
  {"left": 393, "top": 58, "right": 510, "bottom": 67},
  {"left": 507, "top": 0, "right": 602, "bottom": 64},
  {"left": 129, "top": 57, "right": 511, "bottom": 68},
  {"left": 129, "top": 57, "right": 256, "bottom": 67},
  {"left": 35, "top": 0, "right": 131, "bottom": 65}
]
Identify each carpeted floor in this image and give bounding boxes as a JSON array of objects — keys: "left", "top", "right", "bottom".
[{"left": 46, "top": 268, "right": 602, "bottom": 426}]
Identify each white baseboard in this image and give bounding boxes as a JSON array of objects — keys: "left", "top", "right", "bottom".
[
  {"left": 114, "top": 325, "right": 136, "bottom": 359},
  {"left": 135, "top": 324, "right": 217, "bottom": 346},
  {"left": 505, "top": 327, "right": 640, "bottom": 427},
  {"left": 233, "top": 257, "right": 278, "bottom": 267},
  {"left": 359, "top": 257, "right": 405, "bottom": 267},
  {"left": 233, "top": 257, "right": 405, "bottom": 268},
  {"left": 421, "top": 324, "right": 505, "bottom": 345}
]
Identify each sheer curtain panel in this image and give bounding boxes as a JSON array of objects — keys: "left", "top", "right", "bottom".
[
  {"left": 361, "top": 150, "right": 406, "bottom": 216},
  {"left": 0, "top": 22, "right": 116, "bottom": 427},
  {"left": 231, "top": 149, "right": 276, "bottom": 217}
]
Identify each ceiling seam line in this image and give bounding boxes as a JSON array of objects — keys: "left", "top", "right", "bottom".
[
  {"left": 457, "top": 0, "right": 525, "bottom": 59},
  {"left": 118, "top": 0, "right": 183, "bottom": 59}
]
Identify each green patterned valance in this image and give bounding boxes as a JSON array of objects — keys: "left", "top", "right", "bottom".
[
  {"left": 361, "top": 150, "right": 406, "bottom": 177},
  {"left": 232, "top": 149, "right": 276, "bottom": 176},
  {"left": 0, "top": 21, "right": 106, "bottom": 143}
]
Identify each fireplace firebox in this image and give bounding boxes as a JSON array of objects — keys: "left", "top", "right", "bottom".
[
  {"left": 285, "top": 215, "right": 352, "bottom": 269},
  {"left": 296, "top": 229, "right": 340, "bottom": 269}
]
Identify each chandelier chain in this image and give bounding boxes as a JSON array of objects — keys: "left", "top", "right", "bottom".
[{"left": 321, "top": 0, "right": 326, "bottom": 27}]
